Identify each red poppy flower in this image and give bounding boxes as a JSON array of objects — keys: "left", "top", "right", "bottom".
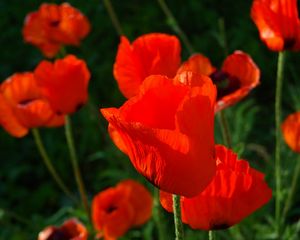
[
  {"left": 34, "top": 55, "right": 90, "bottom": 114},
  {"left": 251, "top": 0, "right": 300, "bottom": 51},
  {"left": 38, "top": 218, "right": 88, "bottom": 240},
  {"left": 113, "top": 33, "right": 181, "bottom": 98},
  {"left": 92, "top": 179, "right": 153, "bottom": 239},
  {"left": 281, "top": 112, "right": 300, "bottom": 153},
  {"left": 23, "top": 3, "right": 90, "bottom": 58},
  {"left": 177, "top": 51, "right": 260, "bottom": 111},
  {"left": 101, "top": 71, "right": 216, "bottom": 197},
  {"left": 0, "top": 72, "right": 64, "bottom": 138},
  {"left": 160, "top": 145, "right": 272, "bottom": 230}
]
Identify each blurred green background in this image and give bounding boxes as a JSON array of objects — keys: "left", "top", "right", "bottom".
[{"left": 1, "top": 0, "right": 300, "bottom": 239}]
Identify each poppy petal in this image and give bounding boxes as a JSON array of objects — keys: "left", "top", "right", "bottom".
[
  {"left": 177, "top": 54, "right": 216, "bottom": 76},
  {"left": 216, "top": 51, "right": 260, "bottom": 111},
  {"left": 1, "top": 72, "right": 64, "bottom": 129},
  {"left": 49, "top": 3, "right": 91, "bottom": 45},
  {"left": 251, "top": 0, "right": 300, "bottom": 51},
  {"left": 101, "top": 73, "right": 216, "bottom": 197},
  {"left": 251, "top": 0, "right": 284, "bottom": 51},
  {"left": 160, "top": 145, "right": 272, "bottom": 230},
  {"left": 38, "top": 218, "right": 87, "bottom": 240},
  {"left": 35, "top": 55, "right": 90, "bottom": 114},
  {"left": 92, "top": 187, "right": 135, "bottom": 239},
  {"left": 0, "top": 93, "right": 28, "bottom": 137},
  {"left": 23, "top": 3, "right": 90, "bottom": 57},
  {"left": 117, "top": 179, "right": 153, "bottom": 226},
  {"left": 113, "top": 33, "right": 181, "bottom": 98},
  {"left": 281, "top": 112, "right": 300, "bottom": 153},
  {"left": 59, "top": 218, "right": 88, "bottom": 240}
]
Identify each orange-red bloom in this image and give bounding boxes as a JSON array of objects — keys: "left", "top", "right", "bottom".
[
  {"left": 34, "top": 55, "right": 90, "bottom": 114},
  {"left": 23, "top": 3, "right": 90, "bottom": 58},
  {"left": 92, "top": 179, "right": 153, "bottom": 240},
  {"left": 38, "top": 218, "right": 88, "bottom": 240},
  {"left": 113, "top": 33, "right": 181, "bottom": 98},
  {"left": 177, "top": 51, "right": 260, "bottom": 111},
  {"left": 0, "top": 72, "right": 64, "bottom": 137},
  {"left": 160, "top": 145, "right": 272, "bottom": 230},
  {"left": 101, "top": 71, "right": 216, "bottom": 197},
  {"left": 251, "top": 0, "right": 300, "bottom": 51},
  {"left": 281, "top": 112, "right": 300, "bottom": 153}
]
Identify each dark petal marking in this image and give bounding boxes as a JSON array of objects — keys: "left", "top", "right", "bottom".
[
  {"left": 210, "top": 222, "right": 230, "bottom": 230},
  {"left": 47, "top": 230, "right": 68, "bottom": 240},
  {"left": 106, "top": 205, "right": 118, "bottom": 214},
  {"left": 210, "top": 70, "right": 241, "bottom": 100},
  {"left": 284, "top": 38, "right": 296, "bottom": 50}
]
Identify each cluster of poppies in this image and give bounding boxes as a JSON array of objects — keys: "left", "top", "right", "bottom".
[
  {"left": 38, "top": 180, "right": 153, "bottom": 240},
  {"left": 101, "top": 30, "right": 272, "bottom": 230},
  {"left": 2, "top": 0, "right": 300, "bottom": 239}
]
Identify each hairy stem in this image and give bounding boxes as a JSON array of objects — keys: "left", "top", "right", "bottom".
[
  {"left": 172, "top": 194, "right": 184, "bottom": 240},
  {"left": 65, "top": 115, "right": 90, "bottom": 219},
  {"left": 32, "top": 128, "right": 76, "bottom": 202},
  {"left": 103, "top": 0, "right": 124, "bottom": 36},
  {"left": 274, "top": 51, "right": 286, "bottom": 235},
  {"left": 157, "top": 0, "right": 194, "bottom": 54}
]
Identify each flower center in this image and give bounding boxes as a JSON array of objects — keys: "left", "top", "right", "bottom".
[
  {"left": 18, "top": 98, "right": 37, "bottom": 106},
  {"left": 50, "top": 20, "right": 60, "bottom": 27},
  {"left": 106, "top": 205, "right": 118, "bottom": 214},
  {"left": 210, "top": 70, "right": 240, "bottom": 100},
  {"left": 47, "top": 230, "right": 68, "bottom": 240}
]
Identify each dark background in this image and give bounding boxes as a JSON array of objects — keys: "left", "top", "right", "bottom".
[{"left": 1, "top": 0, "right": 300, "bottom": 239}]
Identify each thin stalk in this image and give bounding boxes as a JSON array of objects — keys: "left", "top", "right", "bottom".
[
  {"left": 218, "top": 18, "right": 228, "bottom": 56},
  {"left": 2, "top": 208, "right": 34, "bottom": 228},
  {"left": 282, "top": 157, "right": 300, "bottom": 219},
  {"left": 103, "top": 0, "right": 124, "bottom": 36},
  {"left": 157, "top": 0, "right": 194, "bottom": 54},
  {"left": 216, "top": 17, "right": 232, "bottom": 148},
  {"left": 65, "top": 115, "right": 90, "bottom": 219},
  {"left": 153, "top": 188, "right": 166, "bottom": 240},
  {"left": 217, "top": 111, "right": 232, "bottom": 148},
  {"left": 31, "top": 128, "right": 76, "bottom": 202},
  {"left": 209, "top": 230, "right": 215, "bottom": 240},
  {"left": 274, "top": 51, "right": 286, "bottom": 235},
  {"left": 172, "top": 194, "right": 184, "bottom": 240}
]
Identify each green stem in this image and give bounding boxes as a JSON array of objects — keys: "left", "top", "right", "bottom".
[
  {"left": 216, "top": 17, "right": 232, "bottom": 148},
  {"left": 172, "top": 194, "right": 184, "bottom": 240},
  {"left": 153, "top": 188, "right": 166, "bottom": 240},
  {"left": 157, "top": 0, "right": 194, "bottom": 54},
  {"left": 218, "top": 18, "right": 228, "bottom": 56},
  {"left": 103, "top": 0, "right": 124, "bottom": 36},
  {"left": 31, "top": 128, "right": 76, "bottom": 202},
  {"left": 65, "top": 115, "right": 90, "bottom": 219},
  {"left": 282, "top": 156, "right": 300, "bottom": 219},
  {"left": 274, "top": 51, "right": 286, "bottom": 235},
  {"left": 2, "top": 208, "right": 33, "bottom": 228},
  {"left": 217, "top": 111, "right": 232, "bottom": 148},
  {"left": 209, "top": 230, "right": 214, "bottom": 240}
]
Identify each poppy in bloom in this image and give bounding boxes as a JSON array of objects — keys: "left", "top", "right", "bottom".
[
  {"left": 92, "top": 179, "right": 153, "bottom": 240},
  {"left": 0, "top": 72, "right": 64, "bottom": 138},
  {"left": 160, "top": 145, "right": 272, "bottom": 230},
  {"left": 113, "top": 33, "right": 181, "bottom": 98},
  {"left": 251, "top": 0, "right": 300, "bottom": 51},
  {"left": 23, "top": 3, "right": 90, "bottom": 58},
  {"left": 177, "top": 51, "right": 260, "bottom": 111},
  {"left": 34, "top": 55, "right": 90, "bottom": 114},
  {"left": 281, "top": 112, "right": 300, "bottom": 153},
  {"left": 38, "top": 218, "right": 88, "bottom": 240},
  {"left": 101, "top": 71, "right": 216, "bottom": 197}
]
